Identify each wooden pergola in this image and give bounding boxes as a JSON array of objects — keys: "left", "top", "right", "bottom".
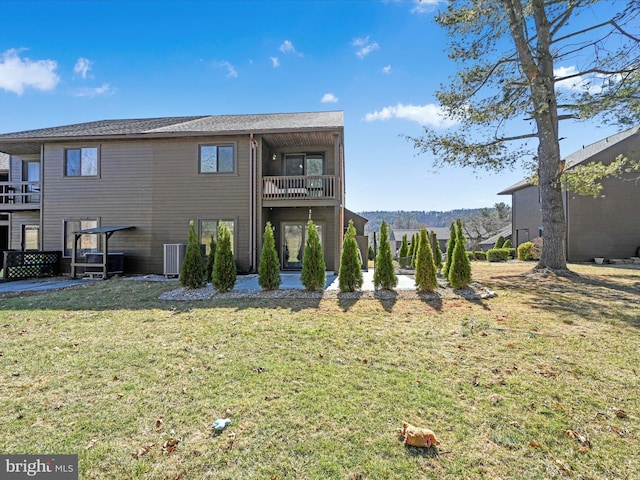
[{"left": 70, "top": 225, "right": 135, "bottom": 279}]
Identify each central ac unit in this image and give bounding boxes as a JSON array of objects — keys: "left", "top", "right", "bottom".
[{"left": 163, "top": 244, "right": 187, "bottom": 277}]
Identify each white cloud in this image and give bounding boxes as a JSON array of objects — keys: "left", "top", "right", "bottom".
[
  {"left": 74, "top": 83, "right": 115, "bottom": 98},
  {"left": 321, "top": 93, "right": 338, "bottom": 103},
  {"left": 364, "top": 102, "right": 458, "bottom": 128},
  {"left": 382, "top": 65, "right": 392, "bottom": 74},
  {"left": 410, "top": 0, "right": 440, "bottom": 14},
  {"left": 352, "top": 36, "right": 380, "bottom": 59},
  {"left": 554, "top": 65, "right": 617, "bottom": 95},
  {"left": 214, "top": 60, "right": 238, "bottom": 78},
  {"left": 0, "top": 48, "right": 59, "bottom": 95},
  {"left": 270, "top": 57, "right": 280, "bottom": 68},
  {"left": 74, "top": 57, "right": 92, "bottom": 79}
]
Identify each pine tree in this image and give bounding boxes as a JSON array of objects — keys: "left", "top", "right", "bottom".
[
  {"left": 338, "top": 220, "right": 363, "bottom": 292},
  {"left": 180, "top": 220, "right": 206, "bottom": 289},
  {"left": 368, "top": 246, "right": 375, "bottom": 261},
  {"left": 212, "top": 223, "right": 236, "bottom": 293},
  {"left": 398, "top": 234, "right": 409, "bottom": 268},
  {"left": 374, "top": 221, "right": 397, "bottom": 290},
  {"left": 449, "top": 219, "right": 472, "bottom": 289},
  {"left": 431, "top": 231, "right": 443, "bottom": 273},
  {"left": 258, "top": 222, "right": 281, "bottom": 290},
  {"left": 415, "top": 227, "right": 438, "bottom": 293},
  {"left": 410, "top": 233, "right": 418, "bottom": 269},
  {"left": 443, "top": 223, "right": 457, "bottom": 277},
  {"left": 205, "top": 236, "right": 216, "bottom": 283},
  {"left": 301, "top": 221, "right": 326, "bottom": 291}
]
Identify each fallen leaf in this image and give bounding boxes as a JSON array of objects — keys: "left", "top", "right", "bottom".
[
  {"left": 85, "top": 439, "right": 98, "bottom": 450},
  {"left": 615, "top": 409, "right": 628, "bottom": 418},
  {"left": 565, "top": 429, "right": 590, "bottom": 446},
  {"left": 457, "top": 344, "right": 466, "bottom": 350},
  {"left": 155, "top": 418, "right": 164, "bottom": 432},
  {"left": 133, "top": 444, "right": 154, "bottom": 458},
  {"left": 530, "top": 441, "right": 542, "bottom": 448},
  {"left": 578, "top": 446, "right": 589, "bottom": 453},
  {"left": 162, "top": 438, "right": 180, "bottom": 454}
]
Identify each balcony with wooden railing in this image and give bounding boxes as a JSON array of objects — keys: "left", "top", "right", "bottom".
[
  {"left": 0, "top": 182, "right": 41, "bottom": 210},
  {"left": 262, "top": 175, "right": 337, "bottom": 205}
]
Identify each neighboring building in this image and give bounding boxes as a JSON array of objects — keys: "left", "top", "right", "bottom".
[
  {"left": 477, "top": 227, "right": 512, "bottom": 252},
  {"left": 499, "top": 126, "right": 640, "bottom": 262},
  {"left": 390, "top": 228, "right": 451, "bottom": 254},
  {"left": 0, "top": 111, "right": 363, "bottom": 275}
]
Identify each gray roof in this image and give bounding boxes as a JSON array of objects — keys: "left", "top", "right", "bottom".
[
  {"left": 0, "top": 111, "right": 344, "bottom": 155},
  {"left": 391, "top": 228, "right": 452, "bottom": 242},
  {"left": 479, "top": 227, "right": 512, "bottom": 247},
  {"left": 498, "top": 125, "right": 640, "bottom": 195},
  {"left": 564, "top": 125, "right": 640, "bottom": 169}
]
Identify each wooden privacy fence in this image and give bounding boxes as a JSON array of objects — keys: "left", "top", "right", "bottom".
[{"left": 1, "top": 251, "right": 62, "bottom": 281}]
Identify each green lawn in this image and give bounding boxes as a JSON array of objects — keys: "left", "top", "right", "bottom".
[{"left": 1, "top": 263, "right": 638, "bottom": 479}]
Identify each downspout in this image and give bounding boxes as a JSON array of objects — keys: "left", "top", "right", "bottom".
[
  {"left": 249, "top": 134, "right": 257, "bottom": 272},
  {"left": 39, "top": 144, "right": 44, "bottom": 250}
]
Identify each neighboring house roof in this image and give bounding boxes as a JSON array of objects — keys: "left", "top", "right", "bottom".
[
  {"left": 498, "top": 125, "right": 640, "bottom": 195},
  {"left": 391, "top": 227, "right": 452, "bottom": 242},
  {"left": 0, "top": 111, "right": 344, "bottom": 155},
  {"left": 478, "top": 227, "right": 512, "bottom": 247}
]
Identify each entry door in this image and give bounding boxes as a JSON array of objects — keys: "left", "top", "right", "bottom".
[{"left": 282, "top": 222, "right": 323, "bottom": 270}]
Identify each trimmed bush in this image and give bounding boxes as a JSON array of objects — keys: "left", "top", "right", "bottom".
[
  {"left": 448, "top": 219, "right": 472, "bottom": 289},
  {"left": 339, "top": 220, "right": 363, "bottom": 292},
  {"left": 487, "top": 248, "right": 511, "bottom": 262},
  {"left": 431, "top": 231, "right": 443, "bottom": 272},
  {"left": 180, "top": 221, "right": 206, "bottom": 289},
  {"left": 471, "top": 251, "right": 487, "bottom": 261},
  {"left": 258, "top": 222, "right": 281, "bottom": 290},
  {"left": 398, "top": 234, "right": 410, "bottom": 268},
  {"left": 494, "top": 235, "right": 506, "bottom": 249},
  {"left": 212, "top": 223, "right": 236, "bottom": 292},
  {"left": 301, "top": 221, "right": 326, "bottom": 291},
  {"left": 415, "top": 227, "right": 438, "bottom": 293},
  {"left": 503, "top": 239, "right": 512, "bottom": 249},
  {"left": 368, "top": 246, "right": 375, "bottom": 261},
  {"left": 517, "top": 242, "right": 536, "bottom": 261},
  {"left": 205, "top": 236, "right": 216, "bottom": 283},
  {"left": 374, "top": 221, "right": 397, "bottom": 290},
  {"left": 443, "top": 223, "right": 457, "bottom": 277}
]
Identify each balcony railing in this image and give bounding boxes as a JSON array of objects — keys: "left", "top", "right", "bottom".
[
  {"left": 262, "top": 175, "right": 336, "bottom": 201},
  {"left": 0, "top": 181, "right": 41, "bottom": 208}
]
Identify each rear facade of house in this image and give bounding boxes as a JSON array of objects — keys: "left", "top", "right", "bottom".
[
  {"left": 499, "top": 127, "right": 640, "bottom": 262},
  {"left": 0, "top": 111, "right": 354, "bottom": 276}
]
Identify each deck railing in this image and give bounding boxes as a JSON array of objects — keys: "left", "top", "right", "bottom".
[
  {"left": 0, "top": 182, "right": 41, "bottom": 206},
  {"left": 262, "top": 176, "right": 335, "bottom": 200}
]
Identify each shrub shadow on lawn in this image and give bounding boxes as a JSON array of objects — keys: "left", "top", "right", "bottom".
[{"left": 337, "top": 292, "right": 363, "bottom": 311}]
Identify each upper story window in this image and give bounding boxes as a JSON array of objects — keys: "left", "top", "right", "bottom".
[
  {"left": 65, "top": 147, "right": 99, "bottom": 177},
  {"left": 199, "top": 144, "right": 235, "bottom": 174}
]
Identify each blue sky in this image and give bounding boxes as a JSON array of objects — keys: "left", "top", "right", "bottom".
[{"left": 0, "top": 0, "right": 625, "bottom": 213}]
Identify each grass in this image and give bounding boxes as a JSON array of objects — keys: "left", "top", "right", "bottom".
[{"left": 1, "top": 262, "right": 639, "bottom": 479}]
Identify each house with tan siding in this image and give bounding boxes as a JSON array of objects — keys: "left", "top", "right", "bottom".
[
  {"left": 0, "top": 111, "right": 362, "bottom": 276},
  {"left": 499, "top": 126, "right": 640, "bottom": 262}
]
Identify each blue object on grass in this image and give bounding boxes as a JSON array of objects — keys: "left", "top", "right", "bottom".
[{"left": 212, "top": 418, "right": 231, "bottom": 431}]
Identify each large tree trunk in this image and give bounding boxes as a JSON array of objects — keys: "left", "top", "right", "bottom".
[
  {"left": 536, "top": 128, "right": 568, "bottom": 271},
  {"left": 504, "top": 0, "right": 569, "bottom": 272}
]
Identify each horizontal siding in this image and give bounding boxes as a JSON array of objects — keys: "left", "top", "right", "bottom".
[
  {"left": 567, "top": 133, "right": 640, "bottom": 261},
  {"left": 41, "top": 141, "right": 154, "bottom": 273},
  {"left": 151, "top": 136, "right": 252, "bottom": 273},
  {"left": 512, "top": 186, "right": 542, "bottom": 246}
]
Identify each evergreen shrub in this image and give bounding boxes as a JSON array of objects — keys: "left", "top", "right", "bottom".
[
  {"left": 374, "top": 221, "right": 397, "bottom": 290},
  {"left": 212, "top": 223, "right": 236, "bottom": 292},
  {"left": 338, "top": 220, "right": 363, "bottom": 292},
  {"left": 180, "top": 221, "right": 206, "bottom": 289},
  {"left": 301, "top": 221, "right": 326, "bottom": 291},
  {"left": 258, "top": 222, "right": 281, "bottom": 290}
]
